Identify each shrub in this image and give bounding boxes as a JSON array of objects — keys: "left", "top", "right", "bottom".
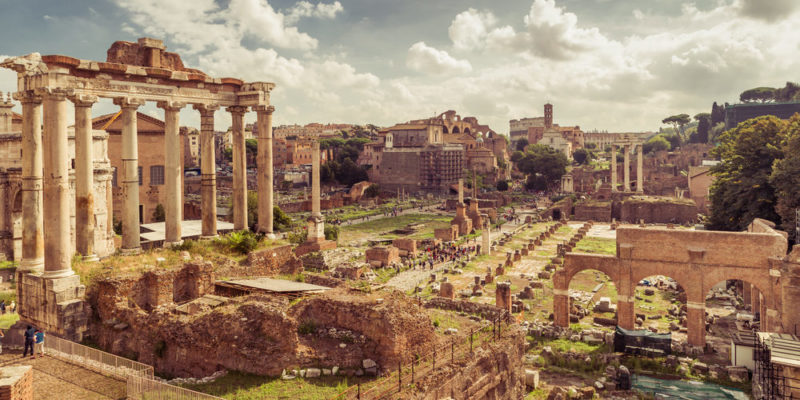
[
  {"left": 324, "top": 225, "right": 339, "bottom": 241},
  {"left": 216, "top": 230, "right": 262, "bottom": 255},
  {"left": 152, "top": 203, "right": 165, "bottom": 222},
  {"left": 364, "top": 183, "right": 380, "bottom": 198},
  {"left": 496, "top": 180, "right": 509, "bottom": 191},
  {"left": 273, "top": 205, "right": 292, "bottom": 231},
  {"left": 287, "top": 229, "right": 306, "bottom": 245},
  {"left": 297, "top": 320, "right": 317, "bottom": 335}
]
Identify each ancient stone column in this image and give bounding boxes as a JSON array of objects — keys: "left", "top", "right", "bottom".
[
  {"left": 610, "top": 144, "right": 617, "bottom": 193},
  {"left": 15, "top": 91, "right": 44, "bottom": 273},
  {"left": 255, "top": 105, "right": 275, "bottom": 237},
  {"left": 636, "top": 143, "right": 643, "bottom": 193},
  {"left": 114, "top": 97, "right": 145, "bottom": 252},
  {"left": 70, "top": 94, "right": 99, "bottom": 261},
  {"left": 306, "top": 140, "right": 325, "bottom": 243},
  {"left": 686, "top": 302, "right": 706, "bottom": 347},
  {"left": 311, "top": 140, "right": 321, "bottom": 218},
  {"left": 481, "top": 222, "right": 490, "bottom": 255},
  {"left": 458, "top": 178, "right": 464, "bottom": 204},
  {"left": 159, "top": 101, "right": 185, "bottom": 245},
  {"left": 195, "top": 104, "right": 220, "bottom": 238},
  {"left": 623, "top": 144, "right": 630, "bottom": 192},
  {"left": 41, "top": 89, "right": 73, "bottom": 278},
  {"left": 227, "top": 106, "right": 248, "bottom": 230}
]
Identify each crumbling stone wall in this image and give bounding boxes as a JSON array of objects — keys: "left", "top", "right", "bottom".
[
  {"left": 424, "top": 297, "right": 505, "bottom": 321},
  {"left": 619, "top": 198, "right": 697, "bottom": 224},
  {"left": 239, "top": 244, "right": 303, "bottom": 275},
  {"left": 573, "top": 202, "right": 611, "bottom": 222},
  {"left": 291, "top": 289, "right": 434, "bottom": 368},
  {"left": 413, "top": 326, "right": 526, "bottom": 400}
]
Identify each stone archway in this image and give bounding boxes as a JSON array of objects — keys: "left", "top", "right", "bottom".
[
  {"left": 452, "top": 126, "right": 460, "bottom": 134},
  {"left": 554, "top": 224, "right": 787, "bottom": 348}
]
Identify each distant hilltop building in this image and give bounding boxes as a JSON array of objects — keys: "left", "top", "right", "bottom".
[
  {"left": 509, "top": 103, "right": 583, "bottom": 157},
  {"left": 724, "top": 101, "right": 800, "bottom": 130},
  {"left": 272, "top": 122, "right": 353, "bottom": 139},
  {"left": 363, "top": 110, "right": 510, "bottom": 193}
]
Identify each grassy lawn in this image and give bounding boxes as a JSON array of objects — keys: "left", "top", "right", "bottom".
[
  {"left": 338, "top": 213, "right": 451, "bottom": 243},
  {"left": 0, "top": 313, "right": 19, "bottom": 329},
  {"left": 573, "top": 237, "right": 616, "bottom": 255},
  {"left": 183, "top": 371, "right": 364, "bottom": 400}
]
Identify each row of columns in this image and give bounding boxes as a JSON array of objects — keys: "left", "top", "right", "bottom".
[
  {"left": 610, "top": 143, "right": 644, "bottom": 193},
  {"left": 16, "top": 88, "right": 276, "bottom": 276}
]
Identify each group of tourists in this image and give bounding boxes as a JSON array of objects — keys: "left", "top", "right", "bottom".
[
  {"left": 409, "top": 242, "right": 477, "bottom": 270},
  {"left": 0, "top": 299, "right": 16, "bottom": 314},
  {"left": 0, "top": 325, "right": 45, "bottom": 358}
]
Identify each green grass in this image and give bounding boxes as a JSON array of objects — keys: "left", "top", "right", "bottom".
[
  {"left": 0, "top": 261, "right": 16, "bottom": 269},
  {"left": 0, "top": 313, "right": 19, "bottom": 330},
  {"left": 573, "top": 237, "right": 616, "bottom": 255},
  {"left": 182, "top": 371, "right": 363, "bottom": 400}
]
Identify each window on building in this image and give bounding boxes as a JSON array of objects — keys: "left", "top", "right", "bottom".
[
  {"left": 150, "top": 165, "right": 165, "bottom": 185},
  {"left": 138, "top": 166, "right": 143, "bottom": 186},
  {"left": 112, "top": 167, "right": 117, "bottom": 187}
]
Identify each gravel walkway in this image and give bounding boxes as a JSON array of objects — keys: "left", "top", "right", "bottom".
[{"left": 0, "top": 350, "right": 126, "bottom": 400}]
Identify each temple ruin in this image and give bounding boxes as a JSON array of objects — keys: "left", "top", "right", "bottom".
[{"left": 0, "top": 38, "right": 276, "bottom": 340}]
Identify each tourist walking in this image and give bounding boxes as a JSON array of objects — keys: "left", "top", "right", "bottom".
[
  {"left": 23, "top": 325, "right": 35, "bottom": 358},
  {"left": 9, "top": 301, "right": 15, "bottom": 314},
  {"left": 0, "top": 328, "right": 4, "bottom": 354},
  {"left": 34, "top": 329, "right": 45, "bottom": 358},
  {"left": 0, "top": 300, "right": 5, "bottom": 314}
]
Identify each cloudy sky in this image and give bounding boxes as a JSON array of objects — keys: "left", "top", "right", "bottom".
[{"left": 1, "top": 0, "right": 799, "bottom": 133}]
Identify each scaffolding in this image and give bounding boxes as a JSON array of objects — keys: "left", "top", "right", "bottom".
[{"left": 753, "top": 332, "right": 800, "bottom": 399}]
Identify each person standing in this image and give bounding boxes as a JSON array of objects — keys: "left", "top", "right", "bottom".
[
  {"left": 0, "top": 328, "right": 4, "bottom": 354},
  {"left": 34, "top": 329, "right": 45, "bottom": 358},
  {"left": 23, "top": 325, "right": 35, "bottom": 358},
  {"left": 0, "top": 300, "right": 5, "bottom": 315}
]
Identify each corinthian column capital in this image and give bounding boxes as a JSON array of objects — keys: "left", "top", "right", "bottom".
[
  {"left": 68, "top": 94, "right": 98, "bottom": 107},
  {"left": 157, "top": 100, "right": 186, "bottom": 112},
  {"left": 13, "top": 90, "right": 42, "bottom": 104},
  {"left": 252, "top": 105, "right": 275, "bottom": 114},
  {"left": 113, "top": 96, "right": 145, "bottom": 109},
  {"left": 193, "top": 103, "right": 220, "bottom": 115}
]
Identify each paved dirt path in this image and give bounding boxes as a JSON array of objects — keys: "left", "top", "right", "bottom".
[{"left": 0, "top": 350, "right": 126, "bottom": 400}]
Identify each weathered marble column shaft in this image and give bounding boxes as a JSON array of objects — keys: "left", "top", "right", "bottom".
[
  {"left": 458, "top": 178, "right": 464, "bottom": 204},
  {"left": 71, "top": 95, "right": 98, "bottom": 260},
  {"left": 42, "top": 89, "right": 73, "bottom": 278},
  {"left": 623, "top": 144, "right": 630, "bottom": 192},
  {"left": 16, "top": 92, "right": 44, "bottom": 272},
  {"left": 114, "top": 97, "right": 145, "bottom": 252},
  {"left": 610, "top": 144, "right": 617, "bottom": 193},
  {"left": 311, "top": 140, "right": 321, "bottom": 217},
  {"left": 227, "top": 106, "right": 248, "bottom": 230},
  {"left": 255, "top": 105, "right": 275, "bottom": 235},
  {"left": 195, "top": 104, "right": 219, "bottom": 238},
  {"left": 159, "top": 101, "right": 185, "bottom": 244},
  {"left": 636, "top": 144, "right": 643, "bottom": 193}
]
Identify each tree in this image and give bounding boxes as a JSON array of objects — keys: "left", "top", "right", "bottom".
[
  {"left": 364, "top": 183, "right": 380, "bottom": 198},
  {"left": 707, "top": 115, "right": 787, "bottom": 231},
  {"left": 711, "top": 102, "right": 725, "bottom": 125},
  {"left": 516, "top": 144, "right": 569, "bottom": 192},
  {"left": 515, "top": 138, "right": 529, "bottom": 152},
  {"left": 662, "top": 133, "right": 682, "bottom": 150},
  {"left": 510, "top": 151, "right": 524, "bottom": 163},
  {"left": 273, "top": 205, "right": 292, "bottom": 232},
  {"left": 585, "top": 142, "right": 597, "bottom": 149},
  {"left": 152, "top": 204, "right": 165, "bottom": 222},
  {"left": 692, "top": 113, "right": 711, "bottom": 143},
  {"left": 643, "top": 135, "right": 670, "bottom": 154},
  {"left": 769, "top": 114, "right": 800, "bottom": 238},
  {"left": 662, "top": 114, "right": 691, "bottom": 142},
  {"left": 740, "top": 87, "right": 776, "bottom": 103},
  {"left": 496, "top": 180, "right": 509, "bottom": 191},
  {"left": 572, "top": 148, "right": 590, "bottom": 164},
  {"left": 775, "top": 82, "right": 800, "bottom": 102}
]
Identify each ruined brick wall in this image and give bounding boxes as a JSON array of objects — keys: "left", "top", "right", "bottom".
[
  {"left": 106, "top": 40, "right": 191, "bottom": 72},
  {"left": 365, "top": 246, "right": 399, "bottom": 267},
  {"left": 573, "top": 203, "right": 612, "bottom": 222},
  {"left": 414, "top": 327, "right": 526, "bottom": 400},
  {"left": 0, "top": 366, "right": 32, "bottom": 400},
  {"left": 424, "top": 297, "right": 505, "bottom": 321},
  {"left": 291, "top": 289, "right": 435, "bottom": 368},
  {"left": 619, "top": 198, "right": 697, "bottom": 224},
  {"left": 239, "top": 245, "right": 303, "bottom": 276}
]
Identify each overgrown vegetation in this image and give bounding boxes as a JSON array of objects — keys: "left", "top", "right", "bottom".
[{"left": 214, "top": 230, "right": 263, "bottom": 255}]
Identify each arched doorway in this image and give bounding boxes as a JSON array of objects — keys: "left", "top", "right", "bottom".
[
  {"left": 567, "top": 269, "right": 619, "bottom": 330},
  {"left": 633, "top": 275, "right": 687, "bottom": 335},
  {"left": 452, "top": 126, "right": 460, "bottom": 134}
]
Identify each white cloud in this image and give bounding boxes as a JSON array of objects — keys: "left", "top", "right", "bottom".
[
  {"left": 229, "top": 0, "right": 318, "bottom": 50},
  {"left": 448, "top": 8, "right": 496, "bottom": 51},
  {"left": 406, "top": 42, "right": 472, "bottom": 75},
  {"left": 285, "top": 1, "right": 343, "bottom": 24},
  {"left": 736, "top": 0, "right": 800, "bottom": 22}
]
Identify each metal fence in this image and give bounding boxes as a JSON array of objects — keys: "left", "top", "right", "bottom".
[
  {"left": 329, "top": 311, "right": 511, "bottom": 400},
  {"left": 43, "top": 336, "right": 223, "bottom": 400},
  {"left": 126, "top": 375, "right": 224, "bottom": 400},
  {"left": 44, "top": 335, "right": 154, "bottom": 380}
]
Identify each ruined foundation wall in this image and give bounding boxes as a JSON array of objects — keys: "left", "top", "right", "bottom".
[{"left": 414, "top": 327, "right": 526, "bottom": 400}]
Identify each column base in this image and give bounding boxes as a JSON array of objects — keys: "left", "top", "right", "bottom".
[
  {"left": 120, "top": 247, "right": 141, "bottom": 256},
  {"left": 264, "top": 233, "right": 276, "bottom": 240},
  {"left": 42, "top": 269, "right": 75, "bottom": 279},
  {"left": 17, "top": 258, "right": 44, "bottom": 274},
  {"left": 294, "top": 239, "right": 337, "bottom": 257},
  {"left": 82, "top": 254, "right": 99, "bottom": 262},
  {"left": 164, "top": 240, "right": 184, "bottom": 248},
  {"left": 200, "top": 235, "right": 218, "bottom": 241}
]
